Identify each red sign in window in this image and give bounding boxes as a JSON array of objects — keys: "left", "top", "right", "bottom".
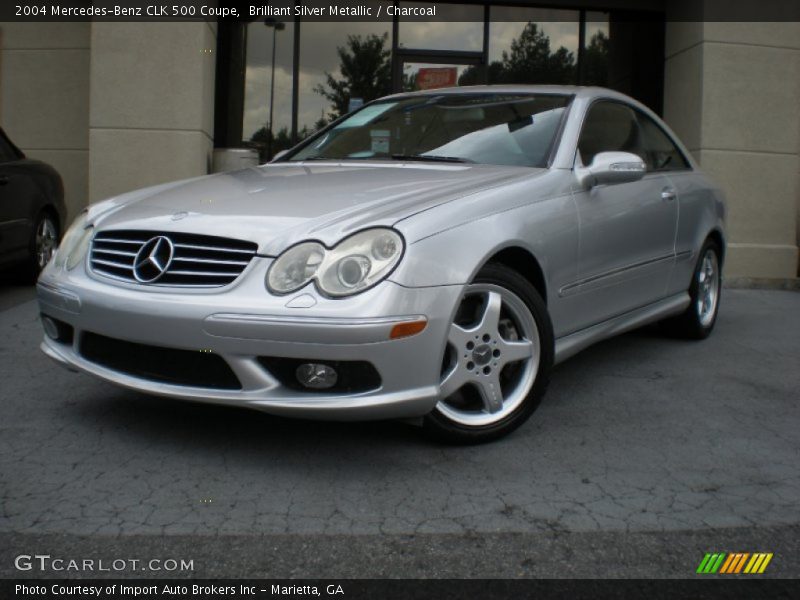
[{"left": 415, "top": 67, "right": 458, "bottom": 90}]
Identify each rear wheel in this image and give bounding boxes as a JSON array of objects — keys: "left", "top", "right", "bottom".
[
  {"left": 424, "top": 263, "right": 553, "bottom": 444},
  {"left": 662, "top": 240, "right": 721, "bottom": 339}
]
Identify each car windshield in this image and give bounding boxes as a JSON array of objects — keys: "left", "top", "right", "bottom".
[{"left": 286, "top": 93, "right": 572, "bottom": 168}]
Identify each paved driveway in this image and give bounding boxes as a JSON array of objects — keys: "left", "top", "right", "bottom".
[{"left": 1, "top": 286, "right": 798, "bottom": 577}]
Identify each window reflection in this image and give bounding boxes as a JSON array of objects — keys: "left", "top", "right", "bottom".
[
  {"left": 482, "top": 7, "right": 580, "bottom": 85},
  {"left": 243, "top": 18, "right": 294, "bottom": 161},
  {"left": 298, "top": 21, "right": 392, "bottom": 138},
  {"left": 583, "top": 12, "right": 610, "bottom": 86},
  {"left": 403, "top": 63, "right": 472, "bottom": 92},
  {"left": 398, "top": 3, "right": 483, "bottom": 51},
  {"left": 233, "top": 4, "right": 665, "bottom": 160}
]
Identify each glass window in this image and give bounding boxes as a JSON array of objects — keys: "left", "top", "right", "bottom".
[
  {"left": 577, "top": 101, "right": 645, "bottom": 166},
  {"left": 488, "top": 7, "right": 579, "bottom": 85},
  {"left": 243, "top": 18, "right": 295, "bottom": 161},
  {"left": 636, "top": 111, "right": 690, "bottom": 171},
  {"left": 287, "top": 93, "right": 571, "bottom": 168},
  {"left": 298, "top": 20, "right": 392, "bottom": 138},
  {"left": 398, "top": 3, "right": 483, "bottom": 51},
  {"left": 402, "top": 62, "right": 473, "bottom": 92},
  {"left": 582, "top": 12, "right": 609, "bottom": 86}
]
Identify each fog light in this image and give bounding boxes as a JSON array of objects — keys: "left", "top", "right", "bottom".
[
  {"left": 295, "top": 363, "right": 338, "bottom": 390},
  {"left": 42, "top": 316, "right": 60, "bottom": 340}
]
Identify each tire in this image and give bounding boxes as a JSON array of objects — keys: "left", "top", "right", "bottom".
[
  {"left": 24, "top": 210, "right": 59, "bottom": 282},
  {"left": 662, "top": 240, "right": 722, "bottom": 339},
  {"left": 423, "top": 262, "right": 554, "bottom": 444}
]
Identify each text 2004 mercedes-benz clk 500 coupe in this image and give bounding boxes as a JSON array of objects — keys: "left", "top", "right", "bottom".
[{"left": 37, "top": 86, "right": 725, "bottom": 443}]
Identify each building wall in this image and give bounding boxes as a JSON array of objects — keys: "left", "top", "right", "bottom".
[
  {"left": 0, "top": 23, "right": 90, "bottom": 224},
  {"left": 88, "top": 22, "right": 216, "bottom": 203},
  {"left": 664, "top": 17, "right": 800, "bottom": 279},
  {"left": 0, "top": 21, "right": 216, "bottom": 227}
]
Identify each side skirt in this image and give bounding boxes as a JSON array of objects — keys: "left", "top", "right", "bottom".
[{"left": 553, "top": 292, "right": 690, "bottom": 365}]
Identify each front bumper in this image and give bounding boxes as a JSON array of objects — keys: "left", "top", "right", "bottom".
[{"left": 37, "top": 257, "right": 463, "bottom": 420}]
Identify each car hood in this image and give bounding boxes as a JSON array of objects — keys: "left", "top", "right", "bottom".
[{"left": 92, "top": 161, "right": 541, "bottom": 255}]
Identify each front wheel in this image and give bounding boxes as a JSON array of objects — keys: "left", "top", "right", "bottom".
[{"left": 424, "top": 263, "right": 554, "bottom": 444}]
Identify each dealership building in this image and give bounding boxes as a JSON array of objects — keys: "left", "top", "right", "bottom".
[{"left": 1, "top": 0, "right": 798, "bottom": 280}]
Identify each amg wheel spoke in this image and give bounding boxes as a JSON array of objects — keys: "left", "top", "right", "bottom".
[
  {"left": 448, "top": 322, "right": 470, "bottom": 347},
  {"left": 439, "top": 364, "right": 469, "bottom": 399},
  {"left": 476, "top": 372, "right": 504, "bottom": 413},
  {"left": 500, "top": 339, "right": 533, "bottom": 364},
  {"left": 477, "top": 291, "right": 503, "bottom": 334}
]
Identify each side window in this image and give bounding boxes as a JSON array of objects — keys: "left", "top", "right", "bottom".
[
  {"left": 636, "top": 112, "right": 690, "bottom": 171},
  {"left": 577, "top": 101, "right": 645, "bottom": 166}
]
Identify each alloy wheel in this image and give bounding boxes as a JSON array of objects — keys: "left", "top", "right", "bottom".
[
  {"left": 36, "top": 216, "right": 58, "bottom": 268},
  {"left": 437, "top": 283, "right": 540, "bottom": 427},
  {"left": 697, "top": 248, "right": 719, "bottom": 327}
]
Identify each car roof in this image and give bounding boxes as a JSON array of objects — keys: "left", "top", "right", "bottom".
[
  {"left": 379, "top": 84, "right": 660, "bottom": 129},
  {"left": 382, "top": 84, "right": 631, "bottom": 102}
]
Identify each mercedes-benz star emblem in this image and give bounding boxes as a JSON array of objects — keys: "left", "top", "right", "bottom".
[
  {"left": 472, "top": 344, "right": 493, "bottom": 366},
  {"left": 133, "top": 236, "right": 174, "bottom": 283}
]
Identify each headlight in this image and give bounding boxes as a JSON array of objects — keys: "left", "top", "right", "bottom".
[
  {"left": 53, "top": 212, "right": 92, "bottom": 270},
  {"left": 66, "top": 226, "right": 93, "bottom": 270},
  {"left": 266, "top": 241, "right": 325, "bottom": 294},
  {"left": 266, "top": 228, "right": 404, "bottom": 297}
]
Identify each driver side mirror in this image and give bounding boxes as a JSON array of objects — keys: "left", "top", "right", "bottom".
[{"left": 576, "top": 151, "right": 646, "bottom": 189}]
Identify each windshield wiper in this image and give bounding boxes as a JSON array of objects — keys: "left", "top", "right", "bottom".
[{"left": 390, "top": 154, "right": 473, "bottom": 163}]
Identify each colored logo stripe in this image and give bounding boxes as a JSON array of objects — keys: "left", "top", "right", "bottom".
[
  {"left": 697, "top": 553, "right": 726, "bottom": 573},
  {"left": 747, "top": 553, "right": 773, "bottom": 574},
  {"left": 697, "top": 553, "right": 773, "bottom": 574},
  {"left": 721, "top": 553, "right": 749, "bottom": 573}
]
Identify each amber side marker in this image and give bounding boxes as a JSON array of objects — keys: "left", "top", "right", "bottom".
[{"left": 390, "top": 319, "right": 427, "bottom": 339}]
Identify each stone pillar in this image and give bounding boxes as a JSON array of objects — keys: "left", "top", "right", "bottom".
[
  {"left": 664, "top": 15, "right": 800, "bottom": 280},
  {"left": 0, "top": 23, "right": 90, "bottom": 222},
  {"left": 88, "top": 22, "right": 216, "bottom": 203}
]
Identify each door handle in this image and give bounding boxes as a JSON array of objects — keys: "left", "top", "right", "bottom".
[{"left": 661, "top": 188, "right": 676, "bottom": 202}]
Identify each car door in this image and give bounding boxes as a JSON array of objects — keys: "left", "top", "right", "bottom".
[
  {"left": 633, "top": 109, "right": 696, "bottom": 297},
  {"left": 0, "top": 131, "right": 34, "bottom": 261},
  {"left": 566, "top": 101, "right": 678, "bottom": 332}
]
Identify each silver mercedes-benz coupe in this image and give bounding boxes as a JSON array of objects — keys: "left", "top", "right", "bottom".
[{"left": 37, "top": 86, "right": 725, "bottom": 443}]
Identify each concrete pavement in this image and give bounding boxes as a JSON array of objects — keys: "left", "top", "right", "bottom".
[{"left": 1, "top": 287, "right": 798, "bottom": 577}]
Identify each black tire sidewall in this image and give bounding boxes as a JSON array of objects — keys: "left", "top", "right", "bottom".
[{"left": 424, "top": 262, "right": 554, "bottom": 444}]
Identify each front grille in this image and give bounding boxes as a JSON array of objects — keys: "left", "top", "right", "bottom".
[
  {"left": 80, "top": 332, "right": 242, "bottom": 390},
  {"left": 90, "top": 230, "right": 258, "bottom": 287}
]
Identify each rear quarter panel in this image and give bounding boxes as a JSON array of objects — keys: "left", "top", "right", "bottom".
[{"left": 666, "top": 170, "right": 726, "bottom": 295}]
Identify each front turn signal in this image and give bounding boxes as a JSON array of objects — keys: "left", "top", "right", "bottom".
[{"left": 390, "top": 319, "right": 427, "bottom": 340}]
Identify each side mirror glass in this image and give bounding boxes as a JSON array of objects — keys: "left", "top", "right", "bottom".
[{"left": 577, "top": 151, "right": 646, "bottom": 188}]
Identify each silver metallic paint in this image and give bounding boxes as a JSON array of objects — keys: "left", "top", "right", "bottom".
[{"left": 37, "top": 86, "right": 725, "bottom": 420}]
